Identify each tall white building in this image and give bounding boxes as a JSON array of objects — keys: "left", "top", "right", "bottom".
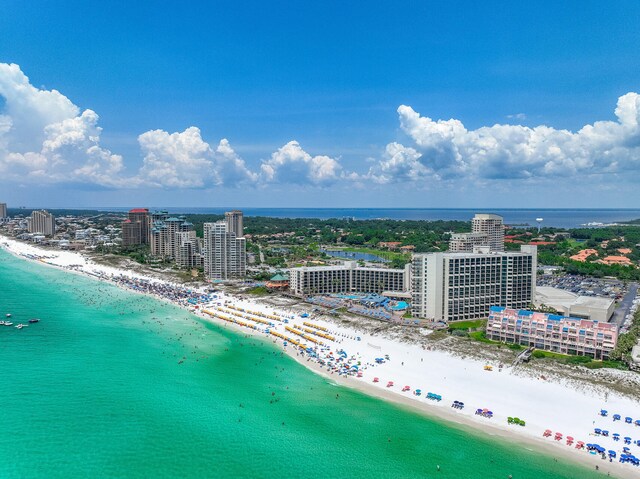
[
  {"left": 203, "top": 221, "right": 246, "bottom": 280},
  {"left": 471, "top": 213, "right": 504, "bottom": 251},
  {"left": 225, "top": 210, "right": 244, "bottom": 237},
  {"left": 448, "top": 213, "right": 505, "bottom": 252},
  {"left": 28, "top": 210, "right": 55, "bottom": 236},
  {"left": 411, "top": 245, "right": 537, "bottom": 322},
  {"left": 289, "top": 261, "right": 411, "bottom": 296},
  {"left": 176, "top": 231, "right": 203, "bottom": 268},
  {"left": 0, "top": 203, "right": 7, "bottom": 219}
]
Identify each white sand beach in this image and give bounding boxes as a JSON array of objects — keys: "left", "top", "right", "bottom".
[{"left": 2, "top": 236, "right": 639, "bottom": 477}]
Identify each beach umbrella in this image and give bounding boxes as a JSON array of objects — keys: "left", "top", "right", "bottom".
[
  {"left": 594, "top": 428, "right": 602, "bottom": 434},
  {"left": 624, "top": 437, "right": 632, "bottom": 444},
  {"left": 626, "top": 417, "right": 633, "bottom": 423},
  {"left": 602, "top": 430, "right": 609, "bottom": 436},
  {"left": 609, "top": 450, "right": 617, "bottom": 458},
  {"left": 613, "top": 414, "right": 621, "bottom": 420},
  {"left": 600, "top": 409, "right": 608, "bottom": 416}
]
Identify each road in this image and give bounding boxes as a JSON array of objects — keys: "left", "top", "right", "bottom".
[{"left": 611, "top": 282, "right": 639, "bottom": 329}]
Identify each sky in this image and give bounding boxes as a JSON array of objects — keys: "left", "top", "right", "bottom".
[{"left": 0, "top": 1, "right": 639, "bottom": 209}]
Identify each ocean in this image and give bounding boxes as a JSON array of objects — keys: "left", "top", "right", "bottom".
[
  {"left": 0, "top": 248, "right": 607, "bottom": 479},
  {"left": 70, "top": 207, "right": 640, "bottom": 229}
]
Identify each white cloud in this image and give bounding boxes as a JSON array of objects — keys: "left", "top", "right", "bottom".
[
  {"left": 0, "top": 63, "right": 125, "bottom": 186},
  {"left": 136, "top": 129, "right": 258, "bottom": 188},
  {"left": 366, "top": 142, "right": 436, "bottom": 184},
  {"left": 260, "top": 141, "right": 343, "bottom": 185},
  {"left": 507, "top": 113, "right": 527, "bottom": 121},
  {"left": 138, "top": 127, "right": 214, "bottom": 188},
  {"left": 214, "top": 139, "right": 259, "bottom": 184},
  {"left": 369, "top": 94, "right": 640, "bottom": 183},
  {"left": 3, "top": 62, "right": 640, "bottom": 193}
]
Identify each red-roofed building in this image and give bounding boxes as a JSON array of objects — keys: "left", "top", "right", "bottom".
[
  {"left": 570, "top": 249, "right": 598, "bottom": 262},
  {"left": 122, "top": 208, "right": 150, "bottom": 246},
  {"left": 599, "top": 256, "right": 633, "bottom": 266}
]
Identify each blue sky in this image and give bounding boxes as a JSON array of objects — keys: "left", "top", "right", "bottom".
[{"left": 1, "top": 1, "right": 639, "bottom": 208}]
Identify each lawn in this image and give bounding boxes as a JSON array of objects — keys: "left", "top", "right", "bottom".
[{"left": 448, "top": 319, "right": 487, "bottom": 330}]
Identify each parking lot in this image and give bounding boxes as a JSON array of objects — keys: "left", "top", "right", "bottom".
[{"left": 537, "top": 273, "right": 627, "bottom": 299}]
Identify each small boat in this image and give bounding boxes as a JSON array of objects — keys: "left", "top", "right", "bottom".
[
  {"left": 4, "top": 322, "right": 13, "bottom": 326},
  {"left": 5, "top": 313, "right": 11, "bottom": 318},
  {"left": 29, "top": 318, "right": 40, "bottom": 323},
  {"left": 15, "top": 324, "right": 23, "bottom": 329}
]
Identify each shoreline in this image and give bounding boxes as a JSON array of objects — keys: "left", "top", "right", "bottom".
[{"left": 1, "top": 237, "right": 638, "bottom": 478}]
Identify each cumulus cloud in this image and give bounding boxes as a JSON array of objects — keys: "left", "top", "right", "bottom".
[
  {"left": 366, "top": 142, "right": 436, "bottom": 184},
  {"left": 3, "top": 61, "right": 640, "bottom": 192},
  {"left": 136, "top": 128, "right": 258, "bottom": 188},
  {"left": 138, "top": 127, "right": 214, "bottom": 188},
  {"left": 370, "top": 94, "right": 640, "bottom": 183},
  {"left": 0, "top": 63, "right": 125, "bottom": 186},
  {"left": 260, "top": 141, "right": 342, "bottom": 185},
  {"left": 214, "top": 139, "right": 259, "bottom": 184}
]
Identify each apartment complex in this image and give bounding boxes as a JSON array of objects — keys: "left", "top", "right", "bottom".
[
  {"left": 28, "top": 210, "right": 56, "bottom": 236},
  {"left": 0, "top": 203, "right": 7, "bottom": 219},
  {"left": 176, "top": 231, "right": 203, "bottom": 269},
  {"left": 203, "top": 221, "right": 246, "bottom": 280},
  {"left": 289, "top": 261, "right": 411, "bottom": 296},
  {"left": 486, "top": 306, "right": 618, "bottom": 359},
  {"left": 225, "top": 210, "right": 244, "bottom": 237},
  {"left": 150, "top": 216, "right": 195, "bottom": 259},
  {"left": 411, "top": 245, "right": 537, "bottom": 322},
  {"left": 449, "top": 213, "right": 505, "bottom": 252}
]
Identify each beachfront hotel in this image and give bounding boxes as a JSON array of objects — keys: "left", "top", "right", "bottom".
[
  {"left": 486, "top": 306, "right": 618, "bottom": 359},
  {"left": 411, "top": 245, "right": 537, "bottom": 322},
  {"left": 203, "top": 221, "right": 246, "bottom": 280},
  {"left": 289, "top": 261, "right": 411, "bottom": 296},
  {"left": 27, "top": 210, "right": 56, "bottom": 237},
  {"left": 449, "top": 213, "right": 505, "bottom": 252},
  {"left": 0, "top": 202, "right": 7, "bottom": 220}
]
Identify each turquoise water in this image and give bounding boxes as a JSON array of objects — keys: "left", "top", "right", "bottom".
[{"left": 0, "top": 249, "right": 607, "bottom": 478}]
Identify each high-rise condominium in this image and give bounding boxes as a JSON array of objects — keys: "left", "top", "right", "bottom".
[
  {"left": 448, "top": 213, "right": 505, "bottom": 252},
  {"left": 471, "top": 213, "right": 504, "bottom": 252},
  {"left": 0, "top": 203, "right": 7, "bottom": 219},
  {"left": 203, "top": 221, "right": 246, "bottom": 280},
  {"left": 150, "top": 215, "right": 194, "bottom": 259},
  {"left": 225, "top": 210, "right": 244, "bottom": 238},
  {"left": 28, "top": 210, "right": 56, "bottom": 236},
  {"left": 121, "top": 208, "right": 151, "bottom": 246}
]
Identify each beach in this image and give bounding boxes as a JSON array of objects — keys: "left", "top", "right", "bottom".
[{"left": 1, "top": 236, "right": 639, "bottom": 477}]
